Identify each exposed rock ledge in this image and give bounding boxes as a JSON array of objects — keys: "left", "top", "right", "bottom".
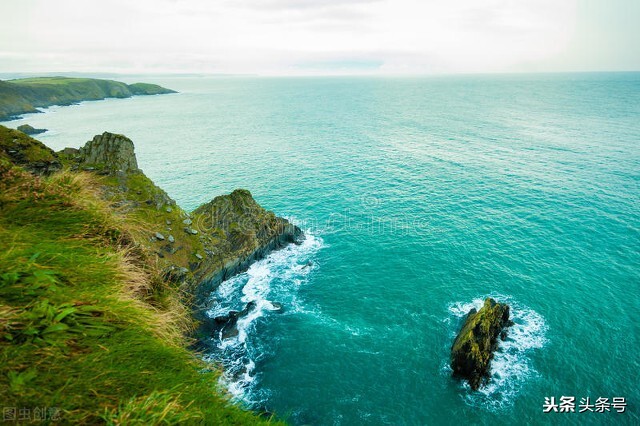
[{"left": 450, "top": 298, "right": 513, "bottom": 390}]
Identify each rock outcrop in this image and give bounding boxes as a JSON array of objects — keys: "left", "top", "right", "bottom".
[
  {"left": 214, "top": 301, "right": 257, "bottom": 340},
  {"left": 78, "top": 132, "right": 140, "bottom": 173},
  {"left": 191, "top": 189, "right": 303, "bottom": 304},
  {"left": 17, "top": 124, "right": 47, "bottom": 135},
  {"left": 450, "top": 298, "right": 513, "bottom": 390}
]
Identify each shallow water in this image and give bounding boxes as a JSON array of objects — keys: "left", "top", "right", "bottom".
[{"left": 4, "top": 73, "right": 639, "bottom": 425}]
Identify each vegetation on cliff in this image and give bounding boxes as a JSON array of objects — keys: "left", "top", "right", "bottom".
[
  {"left": 0, "top": 126, "right": 290, "bottom": 424},
  {"left": 0, "top": 77, "right": 176, "bottom": 121}
]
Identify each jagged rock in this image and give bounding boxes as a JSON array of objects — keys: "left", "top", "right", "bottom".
[
  {"left": 195, "top": 253, "right": 203, "bottom": 260},
  {"left": 165, "top": 206, "right": 173, "bottom": 213},
  {"left": 155, "top": 232, "right": 165, "bottom": 241},
  {"left": 183, "top": 218, "right": 192, "bottom": 225},
  {"left": 168, "top": 235, "right": 175, "bottom": 243},
  {"left": 450, "top": 298, "right": 513, "bottom": 390},
  {"left": 191, "top": 189, "right": 304, "bottom": 302},
  {"left": 17, "top": 124, "right": 47, "bottom": 135},
  {"left": 78, "top": 132, "right": 139, "bottom": 173}
]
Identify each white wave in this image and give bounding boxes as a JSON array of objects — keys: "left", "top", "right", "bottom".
[
  {"left": 205, "top": 230, "right": 324, "bottom": 405},
  {"left": 446, "top": 295, "right": 548, "bottom": 411}
]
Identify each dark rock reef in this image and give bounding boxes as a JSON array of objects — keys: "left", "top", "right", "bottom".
[
  {"left": 450, "top": 298, "right": 513, "bottom": 390},
  {"left": 17, "top": 124, "right": 47, "bottom": 135}
]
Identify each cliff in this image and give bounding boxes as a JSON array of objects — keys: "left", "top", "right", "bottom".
[
  {"left": 0, "top": 77, "right": 176, "bottom": 121},
  {"left": 0, "top": 125, "right": 294, "bottom": 424}
]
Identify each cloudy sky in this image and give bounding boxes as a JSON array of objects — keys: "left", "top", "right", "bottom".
[{"left": 1, "top": 0, "right": 638, "bottom": 75}]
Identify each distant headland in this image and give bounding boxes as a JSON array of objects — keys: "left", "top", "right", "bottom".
[{"left": 0, "top": 76, "right": 176, "bottom": 121}]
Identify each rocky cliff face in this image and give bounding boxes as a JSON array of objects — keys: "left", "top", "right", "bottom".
[
  {"left": 77, "top": 132, "right": 140, "bottom": 173},
  {"left": 450, "top": 298, "right": 513, "bottom": 390},
  {"left": 192, "top": 191, "right": 303, "bottom": 307}
]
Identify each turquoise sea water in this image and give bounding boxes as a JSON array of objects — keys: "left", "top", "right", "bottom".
[{"left": 3, "top": 73, "right": 639, "bottom": 425}]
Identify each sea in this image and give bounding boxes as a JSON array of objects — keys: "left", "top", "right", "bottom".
[{"left": 3, "top": 73, "right": 639, "bottom": 425}]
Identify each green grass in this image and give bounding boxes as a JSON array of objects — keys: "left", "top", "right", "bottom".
[{"left": 0, "top": 165, "right": 277, "bottom": 424}]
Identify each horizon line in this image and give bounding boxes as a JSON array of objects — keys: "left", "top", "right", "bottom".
[{"left": 1, "top": 69, "right": 640, "bottom": 80}]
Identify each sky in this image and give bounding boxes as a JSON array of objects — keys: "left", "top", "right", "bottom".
[{"left": 0, "top": 0, "right": 638, "bottom": 75}]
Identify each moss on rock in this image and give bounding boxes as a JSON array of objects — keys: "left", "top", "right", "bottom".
[{"left": 450, "top": 298, "right": 513, "bottom": 390}]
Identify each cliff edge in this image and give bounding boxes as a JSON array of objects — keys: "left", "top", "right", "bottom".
[{"left": 0, "top": 125, "right": 290, "bottom": 424}]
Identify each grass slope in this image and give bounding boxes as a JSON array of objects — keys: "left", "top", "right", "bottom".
[
  {"left": 0, "top": 133, "right": 277, "bottom": 424},
  {"left": 0, "top": 77, "right": 176, "bottom": 121}
]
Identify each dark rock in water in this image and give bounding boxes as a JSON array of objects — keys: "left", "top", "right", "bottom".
[
  {"left": 450, "top": 298, "right": 513, "bottom": 390},
  {"left": 17, "top": 124, "right": 47, "bottom": 135},
  {"left": 221, "top": 325, "right": 239, "bottom": 340},
  {"left": 217, "top": 301, "right": 257, "bottom": 340}
]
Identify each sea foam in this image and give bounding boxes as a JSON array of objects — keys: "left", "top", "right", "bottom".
[
  {"left": 446, "top": 296, "right": 548, "bottom": 411},
  {"left": 203, "top": 230, "right": 324, "bottom": 405}
]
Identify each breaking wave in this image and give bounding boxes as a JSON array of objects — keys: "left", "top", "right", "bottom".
[{"left": 445, "top": 296, "right": 548, "bottom": 411}]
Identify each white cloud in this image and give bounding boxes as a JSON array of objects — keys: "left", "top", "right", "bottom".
[{"left": 4, "top": 0, "right": 628, "bottom": 75}]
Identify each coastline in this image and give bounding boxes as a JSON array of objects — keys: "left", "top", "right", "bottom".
[
  {"left": 0, "top": 125, "right": 299, "bottom": 423},
  {"left": 0, "top": 77, "right": 177, "bottom": 122}
]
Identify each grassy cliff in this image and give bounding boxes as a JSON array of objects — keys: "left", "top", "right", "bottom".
[
  {"left": 0, "top": 126, "right": 296, "bottom": 424},
  {"left": 0, "top": 77, "right": 176, "bottom": 121}
]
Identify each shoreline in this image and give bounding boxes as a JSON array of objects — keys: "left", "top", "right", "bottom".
[
  {"left": 0, "top": 77, "right": 176, "bottom": 122},
  {"left": 0, "top": 125, "right": 298, "bottom": 423}
]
